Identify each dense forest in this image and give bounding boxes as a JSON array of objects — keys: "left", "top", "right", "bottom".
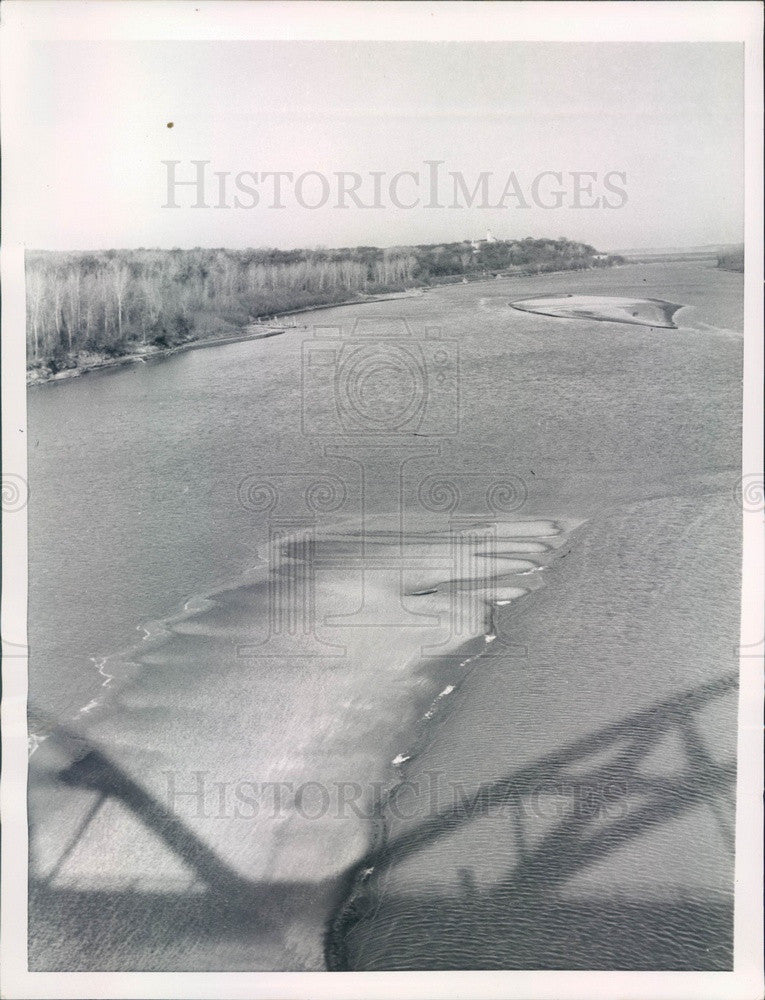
[{"left": 26, "top": 239, "right": 624, "bottom": 374}]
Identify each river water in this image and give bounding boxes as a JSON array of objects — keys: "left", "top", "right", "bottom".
[{"left": 27, "top": 262, "right": 743, "bottom": 970}]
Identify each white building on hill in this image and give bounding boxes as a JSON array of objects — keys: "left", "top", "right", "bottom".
[{"left": 470, "top": 230, "right": 499, "bottom": 251}]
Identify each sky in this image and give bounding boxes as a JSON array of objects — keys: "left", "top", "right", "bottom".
[{"left": 13, "top": 40, "right": 744, "bottom": 251}]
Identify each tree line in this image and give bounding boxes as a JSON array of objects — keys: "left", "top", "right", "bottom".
[
  {"left": 716, "top": 247, "right": 744, "bottom": 272},
  {"left": 26, "top": 239, "right": 622, "bottom": 371}
]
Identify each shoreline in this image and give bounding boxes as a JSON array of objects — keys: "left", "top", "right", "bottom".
[
  {"left": 25, "top": 289, "right": 425, "bottom": 387},
  {"left": 509, "top": 294, "right": 684, "bottom": 330},
  {"left": 25, "top": 262, "right": 638, "bottom": 388},
  {"left": 26, "top": 330, "right": 283, "bottom": 387}
]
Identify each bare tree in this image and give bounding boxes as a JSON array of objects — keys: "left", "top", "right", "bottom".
[
  {"left": 26, "top": 267, "right": 45, "bottom": 358},
  {"left": 109, "top": 260, "right": 130, "bottom": 343}
]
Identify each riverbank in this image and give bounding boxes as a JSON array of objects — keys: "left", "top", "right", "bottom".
[
  {"left": 27, "top": 260, "right": 645, "bottom": 390},
  {"left": 25, "top": 288, "right": 426, "bottom": 386},
  {"left": 25, "top": 261, "right": 638, "bottom": 388},
  {"left": 25, "top": 240, "right": 617, "bottom": 380},
  {"left": 25, "top": 328, "right": 286, "bottom": 386}
]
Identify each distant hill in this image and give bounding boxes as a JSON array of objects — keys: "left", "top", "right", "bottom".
[
  {"left": 605, "top": 243, "right": 744, "bottom": 273},
  {"left": 607, "top": 243, "right": 742, "bottom": 261}
]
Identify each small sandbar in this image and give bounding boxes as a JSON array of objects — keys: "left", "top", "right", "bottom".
[{"left": 510, "top": 294, "right": 683, "bottom": 329}]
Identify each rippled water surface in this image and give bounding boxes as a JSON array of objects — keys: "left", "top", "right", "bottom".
[{"left": 27, "top": 262, "right": 743, "bottom": 970}]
